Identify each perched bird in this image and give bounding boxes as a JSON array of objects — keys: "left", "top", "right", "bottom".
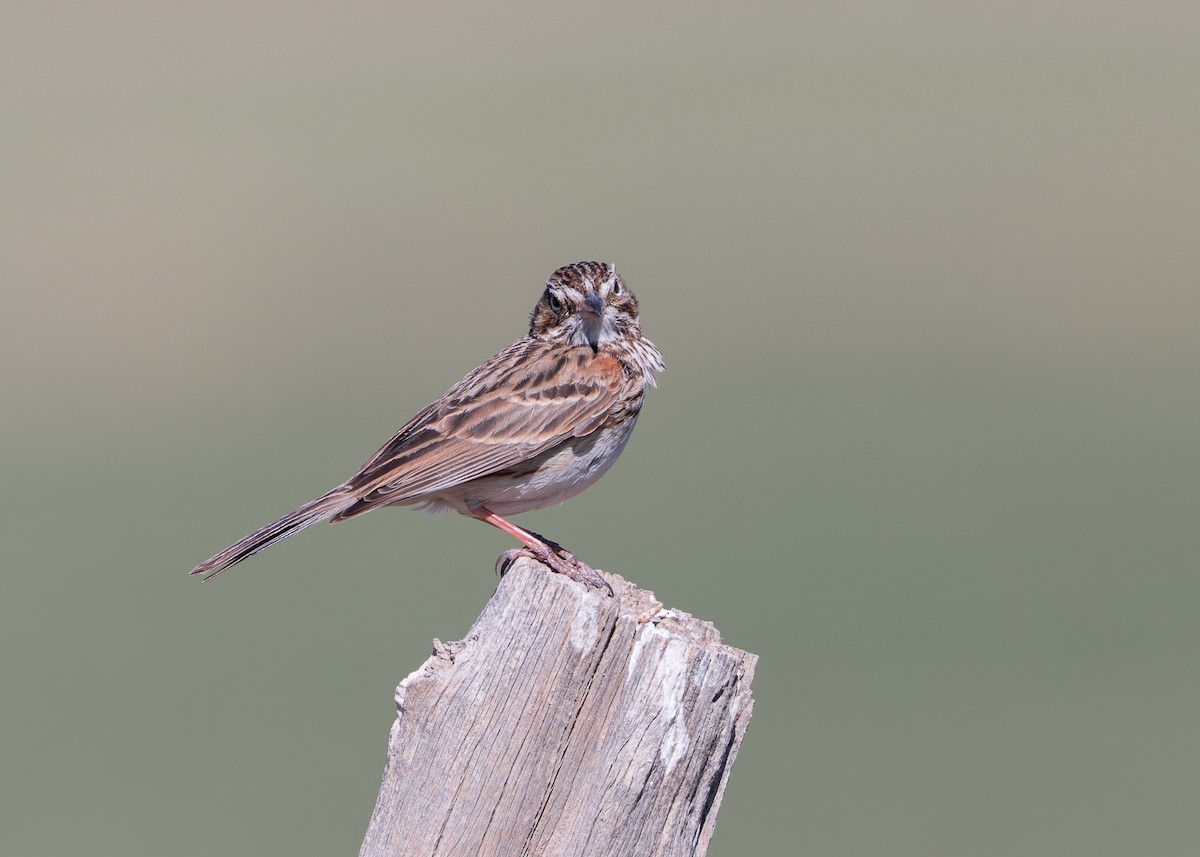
[{"left": 189, "top": 261, "right": 664, "bottom": 594}]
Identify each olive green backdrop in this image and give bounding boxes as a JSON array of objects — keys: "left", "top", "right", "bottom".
[{"left": 3, "top": 3, "right": 1198, "bottom": 855}]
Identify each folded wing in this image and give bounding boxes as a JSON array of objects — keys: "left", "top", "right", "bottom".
[{"left": 332, "top": 339, "right": 627, "bottom": 519}]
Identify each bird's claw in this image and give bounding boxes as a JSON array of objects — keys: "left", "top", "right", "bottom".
[{"left": 494, "top": 546, "right": 614, "bottom": 596}]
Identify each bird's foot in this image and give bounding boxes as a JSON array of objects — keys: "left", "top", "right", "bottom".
[{"left": 496, "top": 545, "right": 614, "bottom": 596}]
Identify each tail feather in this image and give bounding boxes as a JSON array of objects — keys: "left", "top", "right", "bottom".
[{"left": 190, "top": 490, "right": 354, "bottom": 580}]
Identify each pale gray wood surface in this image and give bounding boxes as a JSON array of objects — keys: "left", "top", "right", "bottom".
[{"left": 359, "top": 558, "right": 757, "bottom": 857}]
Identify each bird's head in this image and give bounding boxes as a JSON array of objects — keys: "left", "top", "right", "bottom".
[{"left": 529, "top": 261, "right": 641, "bottom": 350}]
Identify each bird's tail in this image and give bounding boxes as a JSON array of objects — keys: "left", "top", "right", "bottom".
[{"left": 189, "top": 489, "right": 355, "bottom": 580}]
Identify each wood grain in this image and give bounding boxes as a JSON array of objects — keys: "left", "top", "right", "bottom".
[{"left": 359, "top": 558, "right": 757, "bottom": 857}]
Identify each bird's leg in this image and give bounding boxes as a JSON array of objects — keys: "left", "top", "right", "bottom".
[
  {"left": 512, "top": 528, "right": 573, "bottom": 562},
  {"left": 473, "top": 507, "right": 613, "bottom": 596}
]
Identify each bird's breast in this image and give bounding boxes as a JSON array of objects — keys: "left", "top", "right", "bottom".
[{"left": 433, "top": 415, "right": 642, "bottom": 517}]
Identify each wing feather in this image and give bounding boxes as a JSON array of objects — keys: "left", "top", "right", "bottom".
[{"left": 333, "top": 339, "right": 626, "bottom": 518}]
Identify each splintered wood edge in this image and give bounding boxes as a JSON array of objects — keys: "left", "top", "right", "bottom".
[{"left": 395, "top": 557, "right": 756, "bottom": 714}]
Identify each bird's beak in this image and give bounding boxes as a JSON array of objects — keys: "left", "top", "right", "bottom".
[{"left": 582, "top": 292, "right": 604, "bottom": 319}]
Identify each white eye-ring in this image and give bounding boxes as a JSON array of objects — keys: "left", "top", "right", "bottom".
[
  {"left": 546, "top": 291, "right": 563, "bottom": 312},
  {"left": 612, "top": 280, "right": 622, "bottom": 296}
]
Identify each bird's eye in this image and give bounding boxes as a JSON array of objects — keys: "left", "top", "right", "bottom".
[
  {"left": 612, "top": 280, "right": 622, "bottom": 296},
  {"left": 546, "top": 291, "right": 562, "bottom": 312}
]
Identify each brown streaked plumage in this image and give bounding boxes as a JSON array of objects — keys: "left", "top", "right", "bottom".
[{"left": 189, "top": 261, "right": 663, "bottom": 594}]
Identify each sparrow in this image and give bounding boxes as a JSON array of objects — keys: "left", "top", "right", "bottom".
[{"left": 189, "top": 261, "right": 664, "bottom": 594}]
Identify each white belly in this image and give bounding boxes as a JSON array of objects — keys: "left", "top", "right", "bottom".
[{"left": 425, "top": 415, "right": 640, "bottom": 517}]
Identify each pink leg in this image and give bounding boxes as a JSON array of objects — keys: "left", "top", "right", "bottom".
[{"left": 472, "top": 507, "right": 613, "bottom": 595}]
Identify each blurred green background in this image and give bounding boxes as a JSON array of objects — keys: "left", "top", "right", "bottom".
[{"left": 3, "top": 3, "right": 1198, "bottom": 855}]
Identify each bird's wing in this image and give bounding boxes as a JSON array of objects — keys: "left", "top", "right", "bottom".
[{"left": 332, "top": 338, "right": 628, "bottom": 518}]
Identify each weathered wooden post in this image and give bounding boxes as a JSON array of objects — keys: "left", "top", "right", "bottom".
[{"left": 359, "top": 558, "right": 757, "bottom": 857}]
